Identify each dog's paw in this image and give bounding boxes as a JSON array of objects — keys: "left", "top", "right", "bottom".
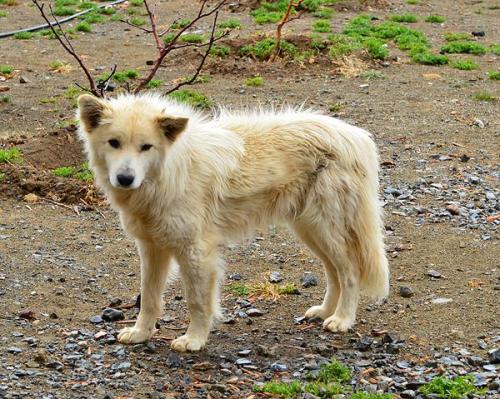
[
  {"left": 304, "top": 305, "right": 332, "bottom": 320},
  {"left": 117, "top": 326, "right": 154, "bottom": 344},
  {"left": 171, "top": 335, "right": 206, "bottom": 352},
  {"left": 322, "top": 315, "right": 354, "bottom": 332}
]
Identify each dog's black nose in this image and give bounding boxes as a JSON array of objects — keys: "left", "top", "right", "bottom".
[{"left": 117, "top": 174, "right": 135, "bottom": 187}]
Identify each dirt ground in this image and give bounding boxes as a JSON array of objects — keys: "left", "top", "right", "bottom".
[{"left": 0, "top": 0, "right": 499, "bottom": 398}]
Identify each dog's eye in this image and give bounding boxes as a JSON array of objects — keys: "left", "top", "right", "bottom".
[
  {"left": 108, "top": 139, "right": 120, "bottom": 149},
  {"left": 141, "top": 144, "right": 153, "bottom": 152}
]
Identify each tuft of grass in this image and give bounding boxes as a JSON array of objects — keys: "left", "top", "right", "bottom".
[
  {"left": 307, "top": 358, "right": 351, "bottom": 384},
  {"left": 0, "top": 148, "right": 22, "bottom": 163},
  {"left": 53, "top": 166, "right": 75, "bottom": 178},
  {"left": 364, "top": 38, "right": 389, "bottom": 59},
  {"left": 250, "top": 0, "right": 289, "bottom": 24},
  {"left": 254, "top": 381, "right": 303, "bottom": 398},
  {"left": 0, "top": 65, "right": 13, "bottom": 76},
  {"left": 217, "top": 18, "right": 241, "bottom": 29},
  {"left": 425, "top": 15, "right": 445, "bottom": 23},
  {"left": 328, "top": 34, "right": 363, "bottom": 58},
  {"left": 313, "top": 19, "right": 331, "bottom": 33},
  {"left": 110, "top": 13, "right": 122, "bottom": 22},
  {"left": 389, "top": 13, "right": 418, "bottom": 23},
  {"left": 419, "top": 375, "right": 485, "bottom": 399},
  {"left": 240, "top": 38, "right": 298, "bottom": 60},
  {"left": 53, "top": 7, "right": 75, "bottom": 16},
  {"left": 226, "top": 282, "right": 250, "bottom": 296},
  {"left": 313, "top": 8, "right": 333, "bottom": 18},
  {"left": 63, "top": 86, "right": 84, "bottom": 100},
  {"left": 78, "top": 1, "right": 96, "bottom": 9},
  {"left": 0, "top": 172, "right": 5, "bottom": 182},
  {"left": 490, "top": 44, "right": 500, "bottom": 55},
  {"left": 277, "top": 283, "right": 300, "bottom": 295},
  {"left": 343, "top": 14, "right": 374, "bottom": 37},
  {"left": 74, "top": 163, "right": 93, "bottom": 181},
  {"left": 443, "top": 32, "right": 472, "bottom": 42},
  {"left": 162, "top": 32, "right": 176, "bottom": 45},
  {"left": 179, "top": 33, "right": 205, "bottom": 43},
  {"left": 130, "top": 17, "right": 146, "bottom": 26},
  {"left": 361, "top": 70, "right": 386, "bottom": 80},
  {"left": 245, "top": 75, "right": 264, "bottom": 87},
  {"left": 14, "top": 31, "right": 35, "bottom": 40},
  {"left": 100, "top": 6, "right": 116, "bottom": 15},
  {"left": 451, "top": 59, "right": 479, "bottom": 70},
  {"left": 329, "top": 102, "right": 343, "bottom": 113},
  {"left": 130, "top": 0, "right": 143, "bottom": 6},
  {"left": 110, "top": 69, "right": 139, "bottom": 83},
  {"left": 472, "top": 91, "right": 497, "bottom": 101},
  {"left": 0, "top": 10, "right": 7, "bottom": 17},
  {"left": 349, "top": 393, "right": 394, "bottom": 399},
  {"left": 76, "top": 21, "right": 92, "bottom": 32},
  {"left": 49, "top": 60, "right": 64, "bottom": 70},
  {"left": 487, "top": 70, "right": 500, "bottom": 80},
  {"left": 411, "top": 50, "right": 449, "bottom": 65},
  {"left": 441, "top": 41, "right": 486, "bottom": 55},
  {"left": 168, "top": 89, "right": 213, "bottom": 108},
  {"left": 170, "top": 18, "right": 191, "bottom": 29},
  {"left": 1, "top": 95, "right": 11, "bottom": 103},
  {"left": 83, "top": 11, "right": 104, "bottom": 24},
  {"left": 145, "top": 79, "right": 163, "bottom": 89},
  {"left": 405, "top": 0, "right": 421, "bottom": 4},
  {"left": 209, "top": 45, "right": 230, "bottom": 57}
]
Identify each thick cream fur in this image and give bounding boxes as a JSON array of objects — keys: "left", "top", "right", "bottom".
[{"left": 77, "top": 93, "right": 389, "bottom": 352}]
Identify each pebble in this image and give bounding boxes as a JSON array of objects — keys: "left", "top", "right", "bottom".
[
  {"left": 246, "top": 308, "right": 263, "bottom": 317},
  {"left": 431, "top": 297, "right": 453, "bottom": 305},
  {"left": 7, "top": 347, "right": 22, "bottom": 354},
  {"left": 90, "top": 315, "right": 103, "bottom": 324},
  {"left": 426, "top": 269, "right": 442, "bottom": 279},
  {"left": 270, "top": 362, "right": 287, "bottom": 372},
  {"left": 399, "top": 286, "right": 414, "bottom": 298},
  {"left": 302, "top": 273, "right": 319, "bottom": 288},
  {"left": 235, "top": 358, "right": 252, "bottom": 366},
  {"left": 269, "top": 271, "right": 283, "bottom": 283},
  {"left": 101, "top": 308, "right": 125, "bottom": 322},
  {"left": 489, "top": 348, "right": 500, "bottom": 364},
  {"left": 19, "top": 76, "right": 30, "bottom": 84}
]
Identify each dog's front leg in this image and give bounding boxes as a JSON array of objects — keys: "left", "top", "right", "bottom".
[
  {"left": 171, "top": 244, "right": 221, "bottom": 352},
  {"left": 118, "top": 241, "right": 172, "bottom": 344}
]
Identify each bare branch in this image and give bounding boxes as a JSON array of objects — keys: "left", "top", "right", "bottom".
[
  {"left": 119, "top": 19, "right": 154, "bottom": 34},
  {"left": 270, "top": 0, "right": 304, "bottom": 62},
  {"left": 31, "top": 0, "right": 101, "bottom": 96},
  {"left": 97, "top": 64, "right": 117, "bottom": 97},
  {"left": 143, "top": 0, "right": 162, "bottom": 50}
]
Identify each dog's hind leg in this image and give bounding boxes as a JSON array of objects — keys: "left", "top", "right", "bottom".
[
  {"left": 292, "top": 223, "right": 341, "bottom": 320},
  {"left": 118, "top": 241, "right": 172, "bottom": 344},
  {"left": 171, "top": 242, "right": 222, "bottom": 352}
]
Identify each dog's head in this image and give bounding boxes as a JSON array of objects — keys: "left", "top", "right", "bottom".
[{"left": 77, "top": 94, "right": 188, "bottom": 190}]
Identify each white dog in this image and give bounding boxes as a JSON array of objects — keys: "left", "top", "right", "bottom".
[{"left": 77, "top": 93, "right": 389, "bottom": 352}]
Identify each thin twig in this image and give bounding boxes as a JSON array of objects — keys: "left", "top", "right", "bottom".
[
  {"left": 143, "top": 0, "right": 162, "bottom": 50},
  {"left": 270, "top": 0, "right": 304, "bottom": 62},
  {"left": 119, "top": 18, "right": 154, "bottom": 33}
]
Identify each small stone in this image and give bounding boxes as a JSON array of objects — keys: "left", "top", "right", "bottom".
[
  {"left": 485, "top": 192, "right": 496, "bottom": 201},
  {"left": 90, "top": 315, "right": 103, "bottom": 324},
  {"left": 229, "top": 273, "right": 242, "bottom": 281},
  {"left": 460, "top": 154, "right": 470, "bottom": 162},
  {"left": 235, "top": 358, "right": 252, "bottom": 366},
  {"left": 18, "top": 310, "right": 36, "bottom": 320},
  {"left": 111, "top": 361, "right": 131, "bottom": 371},
  {"left": 166, "top": 353, "right": 182, "bottom": 368},
  {"left": 399, "top": 286, "right": 414, "bottom": 298},
  {"left": 109, "top": 297, "right": 122, "bottom": 307},
  {"left": 356, "top": 336, "right": 374, "bottom": 351},
  {"left": 270, "top": 362, "right": 287, "bottom": 372},
  {"left": 401, "top": 390, "right": 416, "bottom": 398},
  {"left": 472, "top": 30, "right": 485, "bottom": 37},
  {"left": 19, "top": 75, "right": 30, "bottom": 84},
  {"left": 7, "top": 347, "right": 22, "bottom": 354},
  {"left": 473, "top": 119, "right": 485, "bottom": 128},
  {"left": 246, "top": 308, "right": 263, "bottom": 317},
  {"left": 302, "top": 273, "right": 319, "bottom": 288},
  {"left": 101, "top": 308, "right": 124, "bottom": 322},
  {"left": 238, "top": 349, "right": 251, "bottom": 356},
  {"left": 269, "top": 271, "right": 283, "bottom": 283},
  {"left": 446, "top": 204, "right": 460, "bottom": 216},
  {"left": 432, "top": 297, "right": 453, "bottom": 305},
  {"left": 46, "top": 361, "right": 64, "bottom": 371},
  {"left": 427, "top": 269, "right": 442, "bottom": 278},
  {"left": 489, "top": 348, "right": 500, "bottom": 364}
]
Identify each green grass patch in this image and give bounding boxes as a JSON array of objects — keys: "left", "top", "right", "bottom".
[
  {"left": 49, "top": 60, "right": 64, "bottom": 70},
  {"left": 171, "top": 18, "right": 191, "bottom": 29},
  {"left": 425, "top": 15, "right": 445, "bottom": 23},
  {"left": 411, "top": 50, "right": 449, "bottom": 65},
  {"left": 217, "top": 18, "right": 241, "bottom": 29},
  {"left": 14, "top": 31, "right": 34, "bottom": 40},
  {"left": 490, "top": 44, "right": 500, "bottom": 55},
  {"left": 472, "top": 91, "right": 497, "bottom": 101},
  {"left": 328, "top": 34, "right": 363, "bottom": 58},
  {"left": 443, "top": 32, "right": 472, "bottom": 41},
  {"left": 145, "top": 79, "right": 163, "bottom": 89},
  {"left": 53, "top": 6, "right": 75, "bottom": 16},
  {"left": 313, "top": 8, "right": 333, "bottom": 18},
  {"left": 419, "top": 375, "right": 485, "bottom": 399},
  {"left": 0, "top": 148, "right": 22, "bottom": 163},
  {"left": 168, "top": 89, "right": 213, "bottom": 108},
  {"left": 254, "top": 381, "right": 302, "bottom": 398},
  {"left": 364, "top": 38, "right": 389, "bottom": 59},
  {"left": 343, "top": 14, "right": 374, "bottom": 37},
  {"left": 76, "top": 21, "right": 92, "bottom": 32},
  {"left": 405, "top": 0, "right": 421, "bottom": 4},
  {"left": 100, "top": 6, "right": 116, "bottom": 15},
  {"left": 451, "top": 59, "right": 479, "bottom": 70},
  {"left": 0, "top": 95, "right": 11, "bottom": 103},
  {"left": 78, "top": 1, "right": 96, "bottom": 10},
  {"left": 313, "top": 19, "right": 331, "bottom": 33},
  {"left": 277, "top": 283, "right": 299, "bottom": 295},
  {"left": 488, "top": 70, "right": 500, "bottom": 80},
  {"left": 110, "top": 13, "right": 122, "bottom": 22},
  {"left": 240, "top": 38, "right": 298, "bottom": 60},
  {"left": 52, "top": 163, "right": 93, "bottom": 180},
  {"left": 74, "top": 163, "right": 93, "bottom": 181},
  {"left": 0, "top": 65, "right": 13, "bottom": 75},
  {"left": 53, "top": 166, "right": 75, "bottom": 177},
  {"left": 179, "top": 33, "right": 205, "bottom": 43},
  {"left": 360, "top": 70, "right": 386, "bottom": 80},
  {"left": 83, "top": 11, "right": 104, "bottom": 23},
  {"left": 55, "top": 0, "right": 77, "bottom": 6},
  {"left": 310, "top": 33, "right": 328, "bottom": 50},
  {"left": 63, "top": 86, "right": 84, "bottom": 100},
  {"left": 389, "top": 13, "right": 418, "bottom": 23},
  {"left": 105, "top": 69, "right": 139, "bottom": 83},
  {"left": 130, "top": 0, "right": 143, "bottom": 6},
  {"left": 130, "top": 17, "right": 146, "bottom": 26},
  {"left": 245, "top": 75, "right": 264, "bottom": 87},
  {"left": 307, "top": 358, "right": 351, "bottom": 384},
  {"left": 349, "top": 393, "right": 394, "bottom": 399},
  {"left": 0, "top": 172, "right": 5, "bottom": 182},
  {"left": 0, "top": 10, "right": 8, "bottom": 17},
  {"left": 209, "top": 45, "right": 230, "bottom": 57},
  {"left": 441, "top": 41, "right": 486, "bottom": 55},
  {"left": 226, "top": 282, "right": 250, "bottom": 296}
]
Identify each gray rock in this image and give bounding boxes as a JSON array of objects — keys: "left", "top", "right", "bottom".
[
  {"left": 302, "top": 273, "right": 319, "bottom": 288},
  {"left": 432, "top": 297, "right": 453, "bottom": 305},
  {"left": 90, "top": 315, "right": 103, "bottom": 324},
  {"left": 235, "top": 358, "right": 252, "bottom": 366},
  {"left": 427, "top": 269, "right": 442, "bottom": 278},
  {"left": 269, "top": 271, "right": 283, "bottom": 283},
  {"left": 399, "top": 286, "right": 414, "bottom": 298},
  {"left": 489, "top": 348, "right": 500, "bottom": 364},
  {"left": 246, "top": 308, "right": 263, "bottom": 317},
  {"left": 270, "top": 362, "right": 287, "bottom": 372},
  {"left": 101, "top": 308, "right": 124, "bottom": 322}
]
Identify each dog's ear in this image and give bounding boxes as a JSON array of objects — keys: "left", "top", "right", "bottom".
[
  {"left": 157, "top": 116, "right": 188, "bottom": 141},
  {"left": 78, "top": 94, "right": 109, "bottom": 132}
]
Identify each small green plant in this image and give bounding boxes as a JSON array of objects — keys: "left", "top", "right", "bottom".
[
  {"left": 100, "top": 6, "right": 116, "bottom": 15},
  {"left": 240, "top": 38, "right": 297, "bottom": 60},
  {"left": 53, "top": 7, "right": 75, "bottom": 16},
  {"left": 162, "top": 32, "right": 176, "bottom": 45},
  {"left": 412, "top": 51, "right": 449, "bottom": 65},
  {"left": 64, "top": 86, "right": 84, "bottom": 100},
  {"left": 110, "top": 13, "right": 122, "bottom": 22},
  {"left": 307, "top": 358, "right": 351, "bottom": 384},
  {"left": 313, "top": 8, "right": 333, "bottom": 18},
  {"left": 405, "top": 0, "right": 421, "bottom": 4},
  {"left": 364, "top": 38, "right": 389, "bottom": 59},
  {"left": 490, "top": 44, "right": 500, "bottom": 55},
  {"left": 217, "top": 18, "right": 241, "bottom": 29},
  {"left": 361, "top": 70, "right": 386, "bottom": 80},
  {"left": 76, "top": 21, "right": 92, "bottom": 32},
  {"left": 0, "top": 172, "right": 5, "bottom": 182},
  {"left": 389, "top": 13, "right": 418, "bottom": 23},
  {"left": 441, "top": 41, "right": 486, "bottom": 55},
  {"left": 0, "top": 10, "right": 8, "bottom": 17},
  {"left": 179, "top": 33, "right": 205, "bottom": 43},
  {"left": 78, "top": 1, "right": 96, "bottom": 9},
  {"left": 145, "top": 79, "right": 163, "bottom": 89},
  {"left": 451, "top": 59, "right": 478, "bottom": 70},
  {"left": 328, "top": 34, "right": 363, "bottom": 58},
  {"left": 130, "top": 0, "right": 143, "bottom": 6},
  {"left": 130, "top": 17, "right": 146, "bottom": 26},
  {"left": 348, "top": 393, "right": 394, "bottom": 399},
  {"left": 488, "top": 70, "right": 500, "bottom": 80},
  {"left": 425, "top": 15, "right": 446, "bottom": 23},
  {"left": 0, "top": 65, "right": 13, "bottom": 75},
  {"left": 472, "top": 91, "right": 497, "bottom": 101},
  {"left": 227, "top": 282, "right": 250, "bottom": 296},
  {"left": 343, "top": 14, "right": 374, "bottom": 37},
  {"left": 0, "top": 95, "right": 11, "bottom": 103},
  {"left": 74, "top": 163, "right": 93, "bottom": 181},
  {"left": 14, "top": 31, "right": 34, "bottom": 40},
  {"left": 278, "top": 283, "right": 300, "bottom": 295},
  {"left": 0, "top": 148, "right": 22, "bottom": 163},
  {"left": 49, "top": 60, "right": 64, "bottom": 70},
  {"left": 168, "top": 89, "right": 213, "bottom": 108},
  {"left": 313, "top": 19, "right": 331, "bottom": 33},
  {"left": 254, "top": 381, "right": 303, "bottom": 398},
  {"left": 443, "top": 32, "right": 472, "bottom": 41},
  {"left": 83, "top": 11, "right": 104, "bottom": 23},
  {"left": 111, "top": 69, "right": 139, "bottom": 83},
  {"left": 170, "top": 18, "right": 191, "bottom": 29},
  {"left": 419, "top": 375, "right": 485, "bottom": 399},
  {"left": 329, "top": 102, "right": 343, "bottom": 113},
  {"left": 53, "top": 166, "right": 75, "bottom": 177},
  {"left": 245, "top": 75, "right": 264, "bottom": 87},
  {"left": 209, "top": 45, "right": 230, "bottom": 57}
]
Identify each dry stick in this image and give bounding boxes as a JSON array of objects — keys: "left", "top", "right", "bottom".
[
  {"left": 270, "top": 0, "right": 304, "bottom": 62},
  {"left": 32, "top": 0, "right": 100, "bottom": 96}
]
